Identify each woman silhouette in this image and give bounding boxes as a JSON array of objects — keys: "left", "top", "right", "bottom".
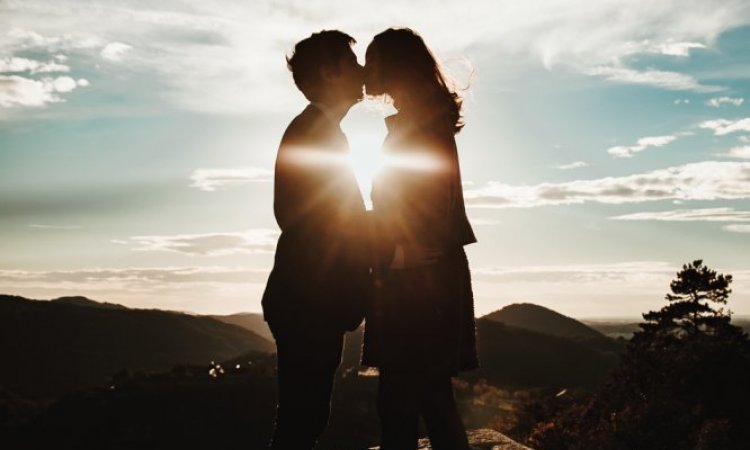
[{"left": 361, "top": 28, "right": 478, "bottom": 450}]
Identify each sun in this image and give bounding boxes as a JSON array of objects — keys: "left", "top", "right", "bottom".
[{"left": 347, "top": 131, "right": 386, "bottom": 210}]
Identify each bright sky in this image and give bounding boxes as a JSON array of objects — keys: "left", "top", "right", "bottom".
[{"left": 1, "top": 0, "right": 750, "bottom": 319}]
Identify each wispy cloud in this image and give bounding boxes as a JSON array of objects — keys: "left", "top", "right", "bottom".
[
  {"left": 470, "top": 261, "right": 750, "bottom": 316},
  {"left": 556, "top": 161, "right": 588, "bottom": 170},
  {"left": 29, "top": 224, "right": 82, "bottom": 229},
  {"left": 610, "top": 207, "right": 750, "bottom": 222},
  {"left": 700, "top": 117, "right": 750, "bottom": 135},
  {"left": 617, "top": 39, "right": 707, "bottom": 58},
  {"left": 114, "top": 229, "right": 279, "bottom": 256},
  {"left": 646, "top": 40, "right": 706, "bottom": 57},
  {"left": 0, "top": 266, "right": 269, "bottom": 286},
  {"left": 3, "top": 26, "right": 102, "bottom": 50},
  {"left": 0, "top": 265, "right": 272, "bottom": 313},
  {"left": 190, "top": 167, "right": 273, "bottom": 191},
  {"left": 607, "top": 134, "right": 678, "bottom": 158},
  {"left": 584, "top": 66, "right": 722, "bottom": 93},
  {"left": 473, "top": 261, "right": 677, "bottom": 284},
  {"left": 707, "top": 96, "right": 745, "bottom": 107},
  {"left": 724, "top": 224, "right": 750, "bottom": 233},
  {"left": 464, "top": 161, "right": 750, "bottom": 208},
  {"left": 468, "top": 217, "right": 501, "bottom": 226}
]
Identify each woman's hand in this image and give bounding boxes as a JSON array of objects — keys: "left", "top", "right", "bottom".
[{"left": 390, "top": 244, "right": 442, "bottom": 269}]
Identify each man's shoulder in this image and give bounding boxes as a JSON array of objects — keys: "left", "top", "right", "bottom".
[{"left": 281, "top": 104, "right": 329, "bottom": 144}]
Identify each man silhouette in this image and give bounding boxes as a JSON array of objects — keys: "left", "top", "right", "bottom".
[{"left": 261, "top": 30, "right": 370, "bottom": 450}]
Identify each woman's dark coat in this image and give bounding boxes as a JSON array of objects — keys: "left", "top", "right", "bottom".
[{"left": 361, "top": 112, "right": 479, "bottom": 375}]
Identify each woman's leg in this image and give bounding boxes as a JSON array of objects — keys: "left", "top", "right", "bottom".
[
  {"left": 377, "top": 369, "right": 420, "bottom": 450},
  {"left": 420, "top": 373, "right": 471, "bottom": 450}
]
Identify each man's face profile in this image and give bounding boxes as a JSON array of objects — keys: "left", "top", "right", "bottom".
[{"left": 323, "top": 47, "right": 364, "bottom": 104}]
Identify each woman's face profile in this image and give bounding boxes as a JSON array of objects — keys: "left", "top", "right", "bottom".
[{"left": 364, "top": 44, "right": 385, "bottom": 96}]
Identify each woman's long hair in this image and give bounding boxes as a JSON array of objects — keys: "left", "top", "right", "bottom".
[{"left": 368, "top": 28, "right": 464, "bottom": 134}]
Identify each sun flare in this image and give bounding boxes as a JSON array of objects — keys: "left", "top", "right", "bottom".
[{"left": 347, "top": 132, "right": 386, "bottom": 209}]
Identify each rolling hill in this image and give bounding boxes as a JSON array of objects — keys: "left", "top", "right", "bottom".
[
  {"left": 469, "top": 318, "right": 619, "bottom": 387},
  {"left": 1, "top": 297, "right": 624, "bottom": 449},
  {"left": 210, "top": 312, "right": 273, "bottom": 341},
  {"left": 0, "top": 294, "right": 274, "bottom": 399},
  {"left": 341, "top": 318, "right": 621, "bottom": 388},
  {"left": 1, "top": 294, "right": 623, "bottom": 397},
  {"left": 483, "top": 303, "right": 606, "bottom": 340},
  {"left": 483, "top": 303, "right": 624, "bottom": 353}
]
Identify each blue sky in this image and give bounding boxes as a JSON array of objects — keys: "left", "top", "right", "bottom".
[{"left": 1, "top": 0, "right": 749, "bottom": 318}]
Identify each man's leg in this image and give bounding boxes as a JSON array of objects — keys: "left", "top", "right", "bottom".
[
  {"left": 377, "top": 369, "right": 420, "bottom": 450},
  {"left": 269, "top": 327, "right": 344, "bottom": 450},
  {"left": 419, "top": 374, "right": 471, "bottom": 450}
]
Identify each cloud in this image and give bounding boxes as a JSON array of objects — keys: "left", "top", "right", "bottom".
[
  {"left": 724, "top": 224, "right": 750, "bottom": 233},
  {"left": 707, "top": 96, "right": 745, "bottom": 107},
  {"left": 584, "top": 66, "right": 722, "bottom": 93},
  {"left": 100, "top": 42, "right": 132, "bottom": 62},
  {"left": 0, "top": 265, "right": 272, "bottom": 313},
  {"left": 2, "top": 1, "right": 747, "bottom": 116},
  {"left": 52, "top": 76, "right": 77, "bottom": 92},
  {"left": 700, "top": 117, "right": 750, "bottom": 135},
  {"left": 0, "top": 75, "right": 87, "bottom": 107},
  {"left": 3, "top": 27, "right": 103, "bottom": 52},
  {"left": 556, "top": 161, "right": 588, "bottom": 170},
  {"left": 29, "top": 224, "right": 82, "bottom": 229},
  {"left": 649, "top": 41, "right": 706, "bottom": 57},
  {"left": 0, "top": 266, "right": 269, "bottom": 286},
  {"left": 674, "top": 99, "right": 690, "bottom": 105},
  {"left": 725, "top": 145, "right": 750, "bottom": 159},
  {"left": 464, "top": 161, "right": 750, "bottom": 208},
  {"left": 0, "top": 29, "right": 95, "bottom": 112},
  {"left": 610, "top": 207, "right": 750, "bottom": 222},
  {"left": 607, "top": 134, "right": 678, "bottom": 158},
  {"left": 3, "top": 262, "right": 746, "bottom": 316},
  {"left": 0, "top": 56, "right": 69, "bottom": 73},
  {"left": 618, "top": 39, "right": 707, "bottom": 58},
  {"left": 470, "top": 261, "right": 750, "bottom": 316},
  {"left": 473, "top": 261, "right": 678, "bottom": 284},
  {"left": 115, "top": 229, "right": 280, "bottom": 256},
  {"left": 468, "top": 217, "right": 501, "bottom": 226},
  {"left": 190, "top": 167, "right": 273, "bottom": 191}
]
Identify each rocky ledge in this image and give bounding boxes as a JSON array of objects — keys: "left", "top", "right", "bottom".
[{"left": 367, "top": 428, "right": 533, "bottom": 450}]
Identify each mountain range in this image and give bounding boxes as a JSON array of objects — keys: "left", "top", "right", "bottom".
[
  {"left": 0, "top": 294, "right": 625, "bottom": 400},
  {"left": 0, "top": 294, "right": 273, "bottom": 399},
  {"left": 0, "top": 294, "right": 629, "bottom": 449}
]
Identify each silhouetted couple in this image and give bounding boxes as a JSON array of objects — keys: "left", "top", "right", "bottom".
[{"left": 262, "top": 28, "right": 478, "bottom": 450}]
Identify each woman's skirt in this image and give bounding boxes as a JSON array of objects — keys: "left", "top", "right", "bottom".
[{"left": 361, "top": 246, "right": 478, "bottom": 375}]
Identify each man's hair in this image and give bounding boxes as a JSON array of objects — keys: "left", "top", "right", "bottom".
[{"left": 286, "top": 30, "right": 356, "bottom": 102}]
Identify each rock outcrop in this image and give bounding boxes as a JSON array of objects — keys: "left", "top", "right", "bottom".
[{"left": 368, "top": 428, "right": 533, "bottom": 450}]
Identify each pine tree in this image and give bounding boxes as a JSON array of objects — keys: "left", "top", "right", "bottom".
[
  {"left": 528, "top": 260, "right": 750, "bottom": 450},
  {"left": 639, "top": 259, "right": 734, "bottom": 338}
]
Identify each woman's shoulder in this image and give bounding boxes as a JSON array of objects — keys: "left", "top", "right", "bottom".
[
  {"left": 385, "top": 112, "right": 454, "bottom": 140},
  {"left": 384, "top": 113, "right": 399, "bottom": 133}
]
